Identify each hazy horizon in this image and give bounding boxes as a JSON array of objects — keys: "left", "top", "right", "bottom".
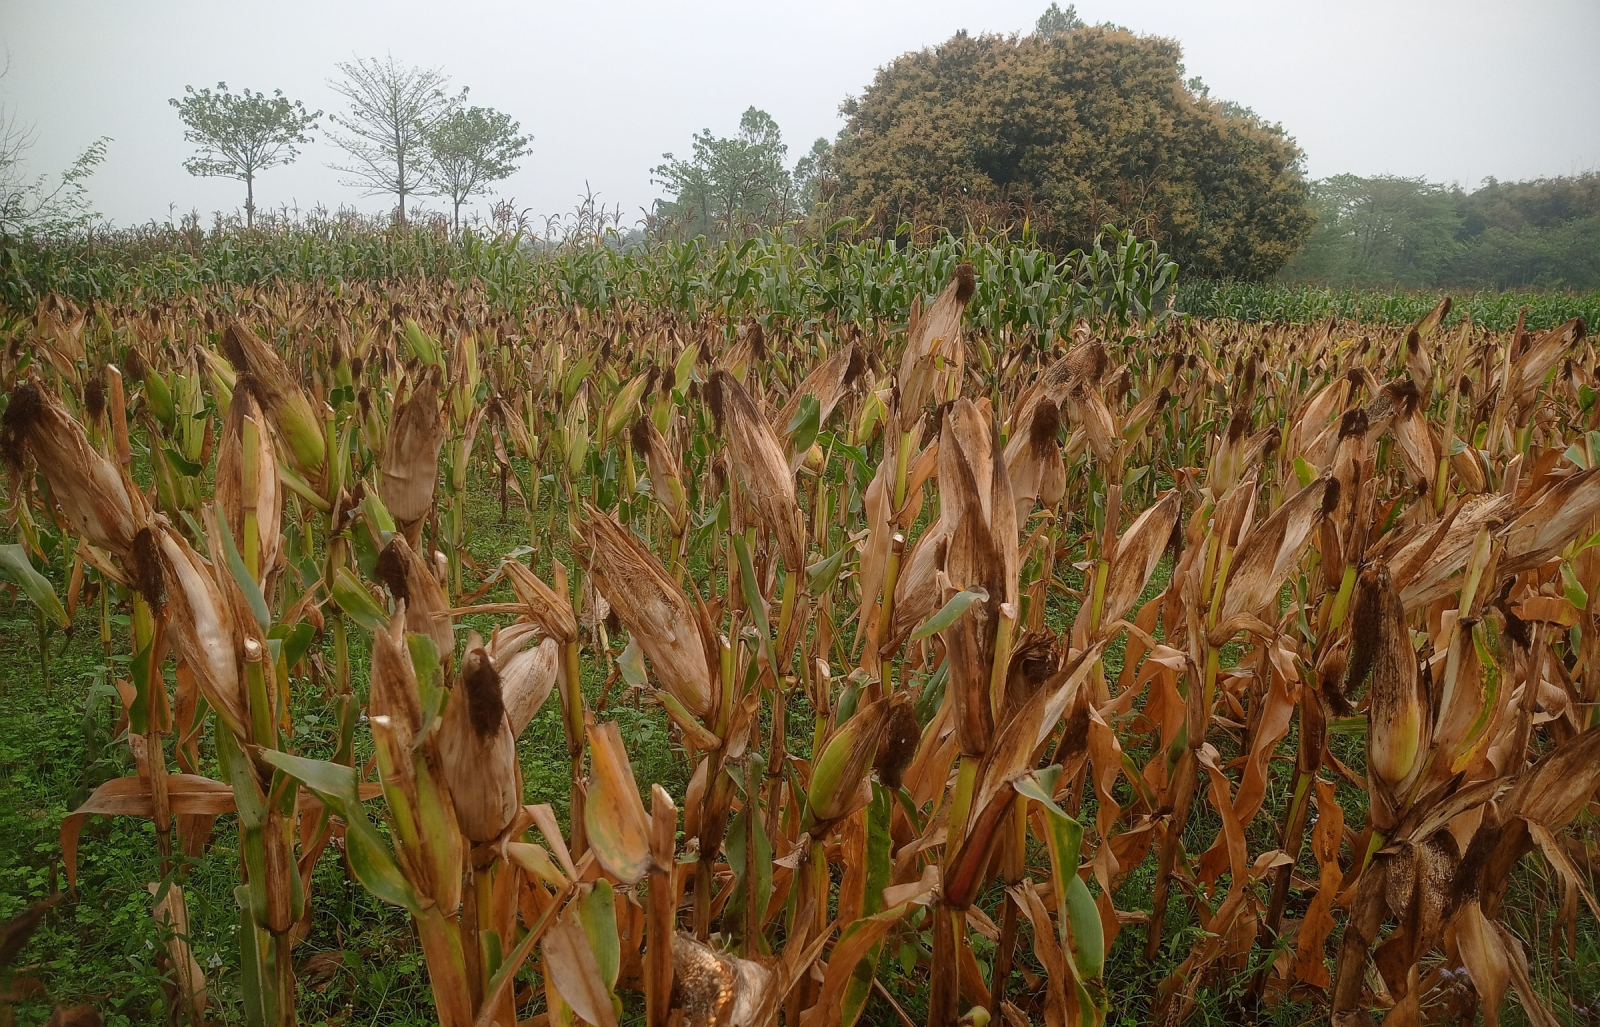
[{"left": 3, "top": 0, "right": 1597, "bottom": 232}]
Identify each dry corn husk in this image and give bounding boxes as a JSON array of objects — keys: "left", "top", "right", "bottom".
[
  {"left": 582, "top": 504, "right": 717, "bottom": 720},
  {"left": 154, "top": 523, "right": 248, "bottom": 741},
  {"left": 777, "top": 344, "right": 866, "bottom": 470},
  {"left": 374, "top": 535, "right": 454, "bottom": 662},
  {"left": 937, "top": 398, "right": 1020, "bottom": 756},
  {"left": 1214, "top": 477, "right": 1330, "bottom": 630},
  {"left": 1, "top": 380, "right": 141, "bottom": 558},
  {"left": 1100, "top": 490, "right": 1180, "bottom": 627},
  {"left": 630, "top": 415, "right": 688, "bottom": 534},
  {"left": 437, "top": 646, "right": 522, "bottom": 843},
  {"left": 378, "top": 377, "right": 445, "bottom": 531},
  {"left": 1352, "top": 563, "right": 1428, "bottom": 803},
  {"left": 897, "top": 264, "right": 973, "bottom": 429},
  {"left": 503, "top": 559, "right": 578, "bottom": 644},
  {"left": 707, "top": 369, "right": 806, "bottom": 574},
  {"left": 213, "top": 382, "right": 282, "bottom": 575},
  {"left": 1500, "top": 465, "right": 1600, "bottom": 574},
  {"left": 1003, "top": 396, "right": 1065, "bottom": 527},
  {"left": 490, "top": 626, "right": 560, "bottom": 736}
]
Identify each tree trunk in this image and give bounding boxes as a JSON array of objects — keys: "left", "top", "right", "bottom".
[
  {"left": 397, "top": 145, "right": 407, "bottom": 226},
  {"left": 245, "top": 174, "right": 255, "bottom": 230}
]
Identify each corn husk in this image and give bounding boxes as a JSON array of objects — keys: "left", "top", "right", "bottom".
[
  {"left": 213, "top": 382, "right": 282, "bottom": 576},
  {"left": 374, "top": 535, "right": 454, "bottom": 662},
  {"left": 937, "top": 398, "right": 1020, "bottom": 756},
  {"left": 378, "top": 377, "right": 445, "bottom": 529},
  {"left": 503, "top": 560, "right": 578, "bottom": 644},
  {"left": 582, "top": 504, "right": 717, "bottom": 720},
  {"left": 154, "top": 524, "right": 248, "bottom": 741},
  {"left": 437, "top": 646, "right": 522, "bottom": 843},
  {"left": 897, "top": 264, "right": 973, "bottom": 429},
  {"left": 492, "top": 627, "right": 560, "bottom": 736},
  {"left": 2, "top": 380, "right": 140, "bottom": 558},
  {"left": 1352, "top": 563, "right": 1428, "bottom": 801},
  {"left": 630, "top": 415, "right": 687, "bottom": 533},
  {"left": 220, "top": 319, "right": 326, "bottom": 476},
  {"left": 707, "top": 370, "right": 806, "bottom": 574},
  {"left": 1101, "top": 490, "right": 1180, "bottom": 627},
  {"left": 1003, "top": 396, "right": 1065, "bottom": 527}
]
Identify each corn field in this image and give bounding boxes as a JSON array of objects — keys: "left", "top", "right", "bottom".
[
  {"left": 5, "top": 215, "right": 1597, "bottom": 334},
  {"left": 1, "top": 260, "right": 1598, "bottom": 1027}
]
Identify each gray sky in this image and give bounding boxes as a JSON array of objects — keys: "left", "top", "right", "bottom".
[{"left": 3, "top": 0, "right": 1597, "bottom": 231}]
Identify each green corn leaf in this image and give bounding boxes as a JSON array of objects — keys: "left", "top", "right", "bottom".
[
  {"left": 332, "top": 567, "right": 387, "bottom": 632},
  {"left": 259, "top": 749, "right": 421, "bottom": 914},
  {"left": 787, "top": 393, "right": 821, "bottom": 454},
  {"left": 578, "top": 880, "right": 622, "bottom": 992},
  {"left": 806, "top": 547, "right": 849, "bottom": 595},
  {"left": 211, "top": 506, "right": 270, "bottom": 631},
  {"left": 910, "top": 588, "right": 989, "bottom": 642},
  {"left": 0, "top": 543, "right": 67, "bottom": 628}
]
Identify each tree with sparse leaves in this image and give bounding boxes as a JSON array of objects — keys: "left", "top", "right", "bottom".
[
  {"left": 1, "top": 114, "right": 106, "bottom": 237},
  {"left": 328, "top": 56, "right": 464, "bottom": 225},
  {"left": 423, "top": 106, "right": 531, "bottom": 232},
  {"left": 169, "top": 83, "right": 320, "bottom": 228}
]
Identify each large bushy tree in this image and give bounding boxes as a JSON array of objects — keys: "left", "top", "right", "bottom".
[{"left": 828, "top": 20, "right": 1314, "bottom": 278}]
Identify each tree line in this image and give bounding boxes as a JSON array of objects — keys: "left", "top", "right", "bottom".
[
  {"left": 1281, "top": 172, "right": 1600, "bottom": 290},
  {"left": 169, "top": 56, "right": 529, "bottom": 231},
  {"left": 4, "top": 6, "right": 1595, "bottom": 285}
]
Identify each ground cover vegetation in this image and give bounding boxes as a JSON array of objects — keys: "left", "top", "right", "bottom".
[{"left": 0, "top": 218, "right": 1598, "bottom": 1027}]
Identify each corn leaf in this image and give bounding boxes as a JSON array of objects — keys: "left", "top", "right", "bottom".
[{"left": 0, "top": 543, "right": 68, "bottom": 628}]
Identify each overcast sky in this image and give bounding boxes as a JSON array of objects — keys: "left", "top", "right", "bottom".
[{"left": 3, "top": 0, "right": 1597, "bottom": 231}]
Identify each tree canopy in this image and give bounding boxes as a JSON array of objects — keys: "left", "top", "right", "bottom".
[
  {"left": 423, "top": 106, "right": 531, "bottom": 231},
  {"left": 827, "top": 20, "right": 1314, "bottom": 278},
  {"left": 169, "top": 83, "right": 320, "bottom": 228},
  {"left": 651, "top": 108, "right": 824, "bottom": 240},
  {"left": 1282, "top": 172, "right": 1600, "bottom": 290}
]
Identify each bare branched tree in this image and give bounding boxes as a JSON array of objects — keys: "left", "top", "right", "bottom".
[
  {"left": 326, "top": 56, "right": 464, "bottom": 226},
  {"left": 0, "top": 97, "right": 107, "bottom": 235}
]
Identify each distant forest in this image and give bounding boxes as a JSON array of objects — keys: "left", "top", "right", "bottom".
[{"left": 1280, "top": 172, "right": 1600, "bottom": 290}]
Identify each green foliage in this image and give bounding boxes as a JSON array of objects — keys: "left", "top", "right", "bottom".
[
  {"left": 423, "top": 106, "right": 532, "bottom": 231},
  {"left": 4, "top": 212, "right": 1590, "bottom": 334},
  {"left": 168, "top": 84, "right": 321, "bottom": 228},
  {"left": 1179, "top": 278, "right": 1599, "bottom": 330},
  {"left": 1282, "top": 171, "right": 1600, "bottom": 290},
  {"left": 1034, "top": 3, "right": 1086, "bottom": 37},
  {"left": 650, "top": 108, "right": 814, "bottom": 241},
  {"left": 828, "top": 22, "right": 1314, "bottom": 279},
  {"left": 326, "top": 57, "right": 467, "bottom": 225}
]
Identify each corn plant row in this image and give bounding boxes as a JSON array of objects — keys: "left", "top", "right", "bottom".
[{"left": 2, "top": 274, "right": 1598, "bottom": 1027}]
